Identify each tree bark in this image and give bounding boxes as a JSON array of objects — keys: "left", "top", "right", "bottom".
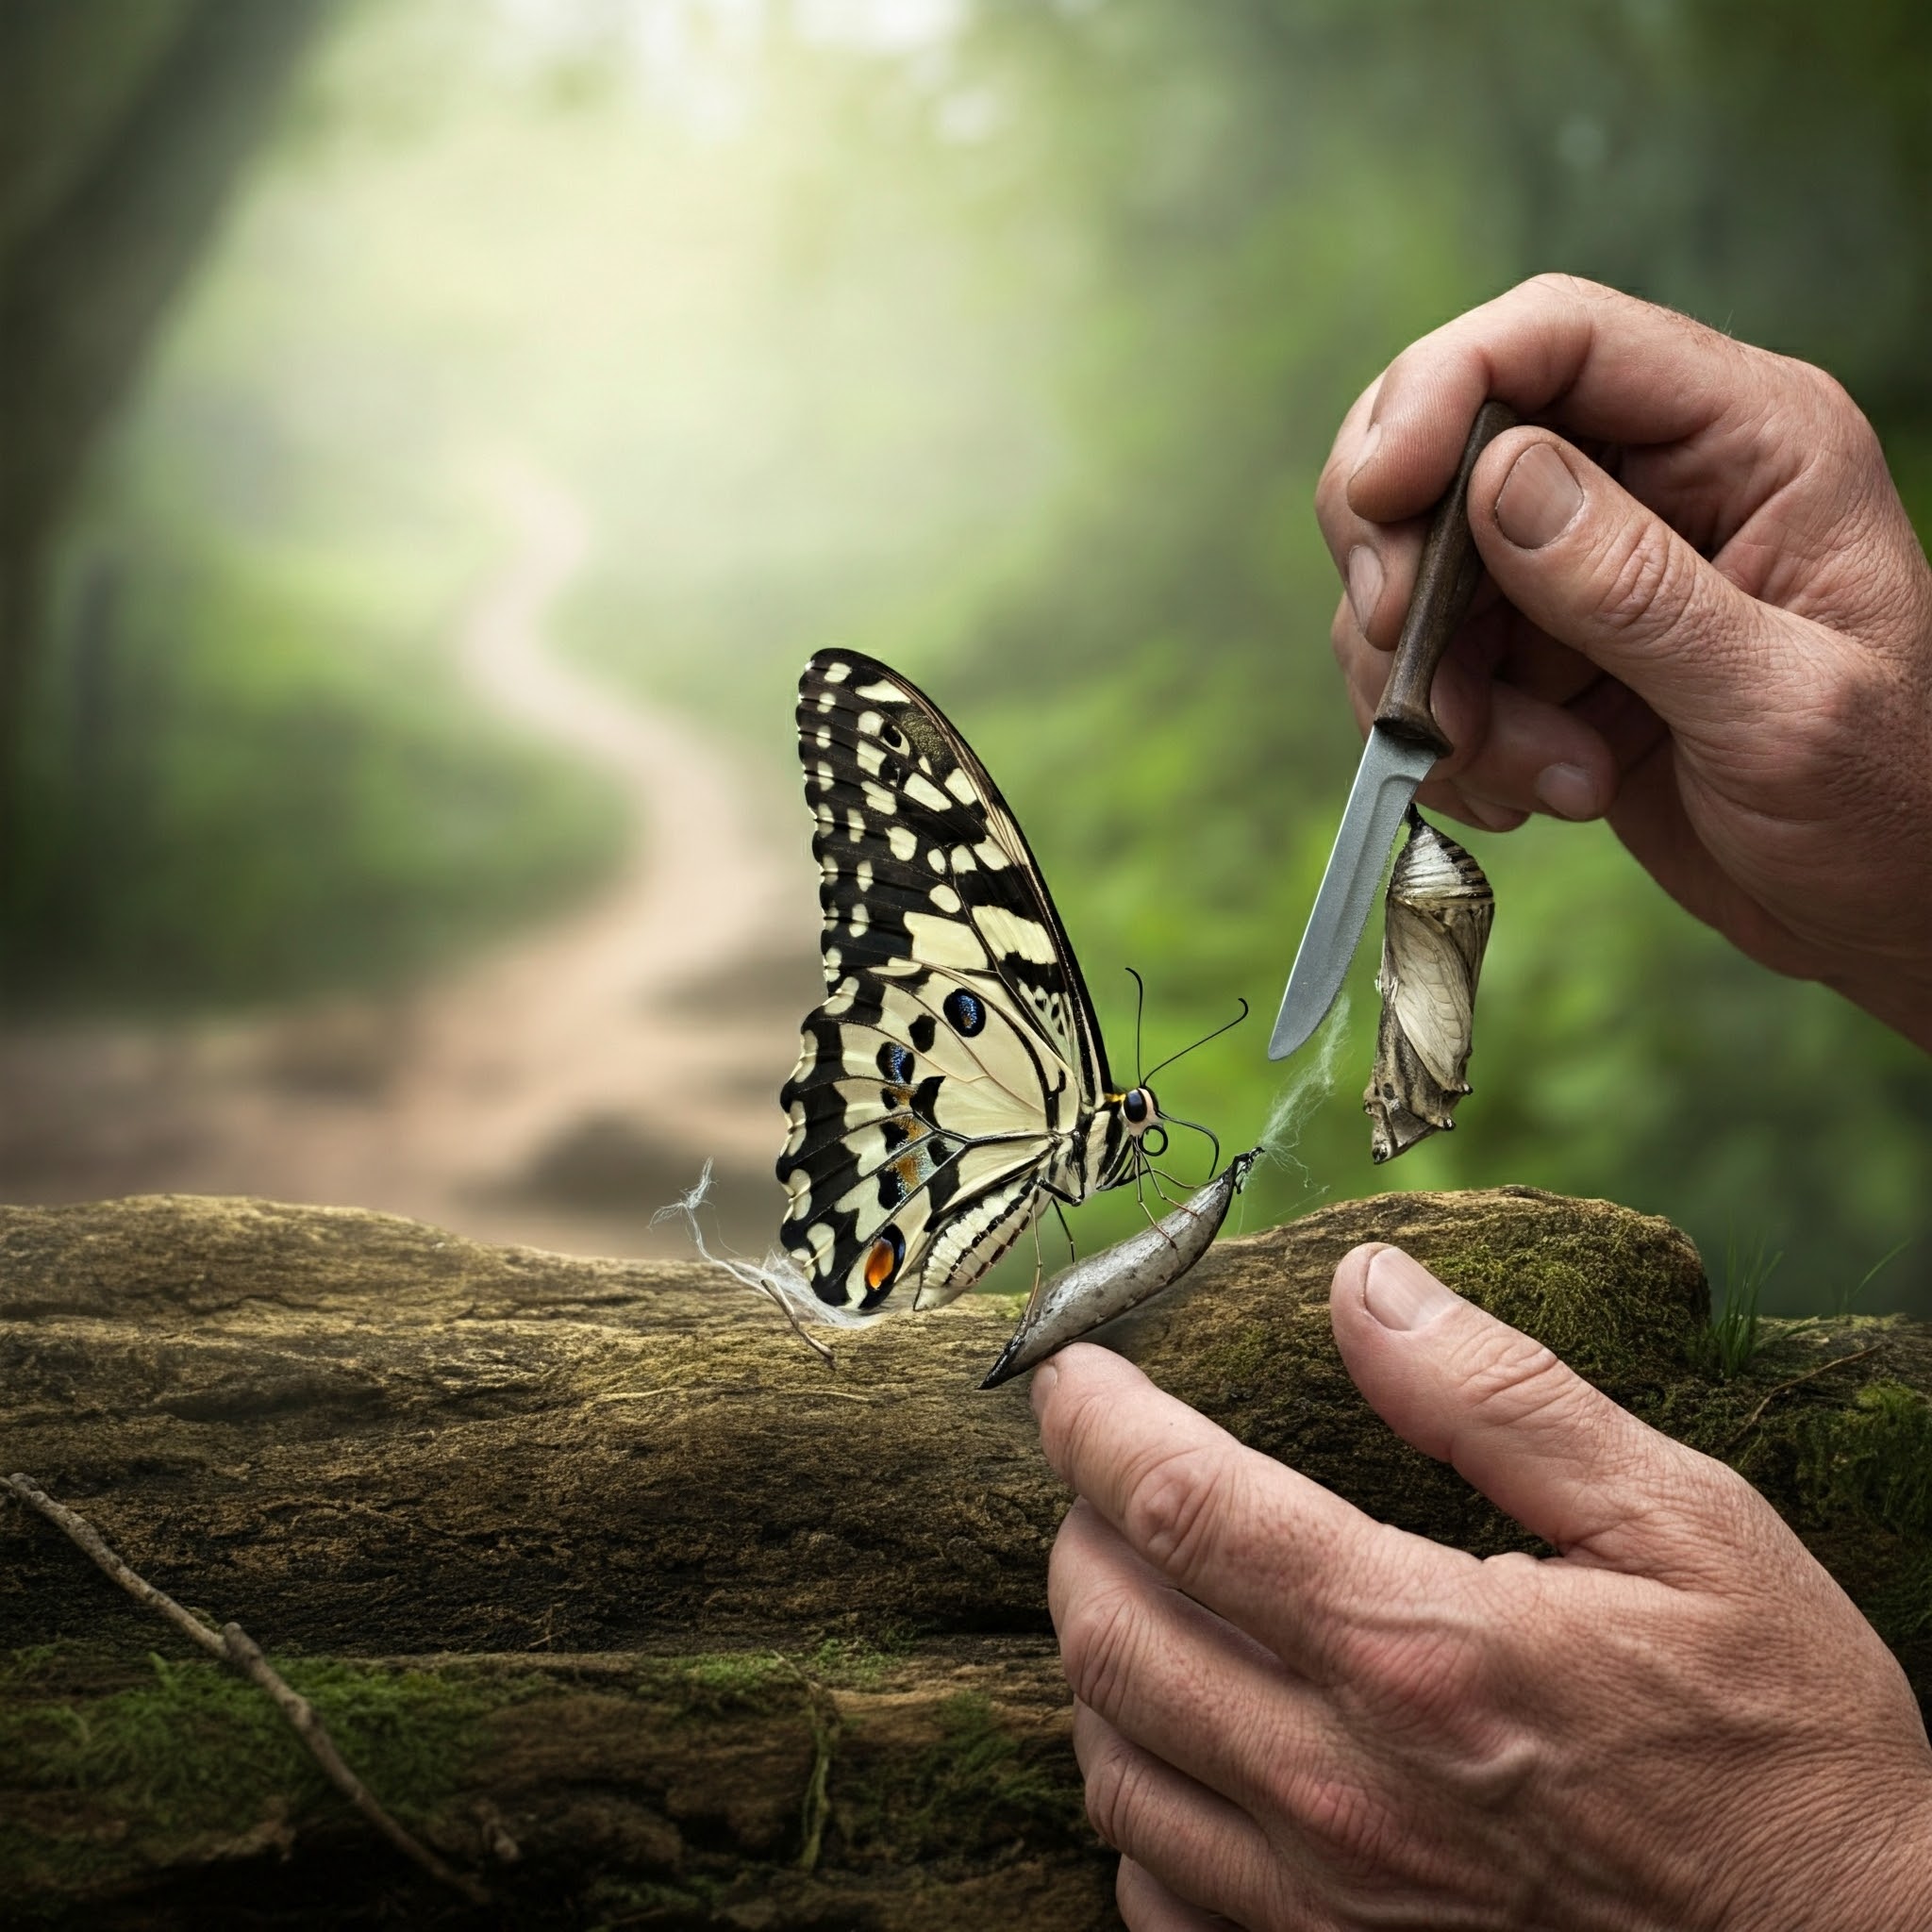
[{"left": 2, "top": 1187, "right": 1928, "bottom": 1926}]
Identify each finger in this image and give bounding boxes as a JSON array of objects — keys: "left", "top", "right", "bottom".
[
  {"left": 1032, "top": 1347, "right": 1435, "bottom": 1664},
  {"left": 1360, "top": 276, "right": 1916, "bottom": 589},
  {"left": 1346, "top": 275, "right": 1784, "bottom": 525},
  {"left": 1327, "top": 1245, "right": 1775, "bottom": 1584},
  {"left": 1047, "top": 1498, "right": 1340, "bottom": 1809},
  {"left": 1117, "top": 1856, "right": 1249, "bottom": 1931},
  {"left": 1468, "top": 425, "right": 1824, "bottom": 770},
  {"left": 1313, "top": 378, "right": 1385, "bottom": 563},
  {"left": 1331, "top": 595, "right": 1620, "bottom": 821},
  {"left": 1074, "top": 1701, "right": 1289, "bottom": 1929},
  {"left": 1427, "top": 787, "right": 1529, "bottom": 836}
]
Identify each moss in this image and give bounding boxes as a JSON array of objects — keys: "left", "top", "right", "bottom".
[
  {"left": 836, "top": 1690, "right": 1083, "bottom": 1868},
  {"left": 1863, "top": 1545, "right": 1932, "bottom": 1645},
  {"left": 0, "top": 1644, "right": 552, "bottom": 1909},
  {"left": 667, "top": 1651, "right": 793, "bottom": 1714},
  {"left": 1427, "top": 1223, "right": 1707, "bottom": 1388},
  {"left": 581, "top": 1874, "right": 726, "bottom": 1928},
  {"left": 1189, "top": 1320, "right": 1274, "bottom": 1393},
  {"left": 1794, "top": 1381, "right": 1932, "bottom": 1539}
]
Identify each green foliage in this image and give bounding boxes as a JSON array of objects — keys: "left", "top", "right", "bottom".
[{"left": 1709, "top": 1235, "right": 1782, "bottom": 1378}]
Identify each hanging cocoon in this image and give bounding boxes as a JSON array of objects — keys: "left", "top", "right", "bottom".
[{"left": 1364, "top": 808, "right": 1494, "bottom": 1163}]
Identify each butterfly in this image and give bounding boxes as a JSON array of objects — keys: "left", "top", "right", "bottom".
[{"left": 775, "top": 649, "right": 1168, "bottom": 1316}]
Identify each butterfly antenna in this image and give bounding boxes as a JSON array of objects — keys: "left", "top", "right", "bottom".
[
  {"left": 1125, "top": 966, "right": 1148, "bottom": 1083},
  {"left": 1142, "top": 995, "right": 1251, "bottom": 1084}
]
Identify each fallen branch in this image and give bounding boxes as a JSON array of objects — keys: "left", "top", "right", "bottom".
[{"left": 3, "top": 1472, "right": 490, "bottom": 1907}]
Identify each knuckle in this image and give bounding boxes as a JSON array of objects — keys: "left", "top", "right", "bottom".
[
  {"left": 1057, "top": 1580, "right": 1149, "bottom": 1720},
  {"left": 1083, "top": 1737, "right": 1160, "bottom": 1854},
  {"left": 1267, "top": 1760, "right": 1402, "bottom": 1874},
  {"left": 1588, "top": 510, "right": 1698, "bottom": 643},
  {"left": 1523, "top": 268, "right": 1606, "bottom": 309},
  {"left": 1449, "top": 1325, "right": 1595, "bottom": 1438},
  {"left": 1120, "top": 1444, "right": 1236, "bottom": 1587},
  {"left": 1785, "top": 353, "right": 1863, "bottom": 433},
  {"left": 1780, "top": 655, "right": 1873, "bottom": 788}
]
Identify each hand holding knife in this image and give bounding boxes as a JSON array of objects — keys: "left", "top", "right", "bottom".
[{"left": 1268, "top": 399, "right": 1519, "bottom": 1061}]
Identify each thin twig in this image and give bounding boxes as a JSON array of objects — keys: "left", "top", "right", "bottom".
[
  {"left": 769, "top": 1652, "right": 838, "bottom": 1873},
  {"left": 219, "top": 1624, "right": 486, "bottom": 1900},
  {"left": 5, "top": 1471, "right": 228, "bottom": 1661},
  {"left": 1722, "top": 1344, "right": 1887, "bottom": 1452},
  {"left": 4, "top": 1472, "right": 489, "bottom": 1907}
]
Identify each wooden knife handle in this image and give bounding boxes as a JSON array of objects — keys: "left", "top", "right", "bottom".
[{"left": 1374, "top": 398, "right": 1520, "bottom": 757}]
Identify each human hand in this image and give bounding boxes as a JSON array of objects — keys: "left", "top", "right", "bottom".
[
  {"left": 1037, "top": 1243, "right": 1932, "bottom": 1930},
  {"left": 1316, "top": 275, "right": 1932, "bottom": 1050}
]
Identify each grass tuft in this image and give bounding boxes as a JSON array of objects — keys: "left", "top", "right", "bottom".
[{"left": 1708, "top": 1231, "right": 1781, "bottom": 1378}]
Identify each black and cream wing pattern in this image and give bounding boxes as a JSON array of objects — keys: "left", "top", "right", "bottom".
[{"left": 777, "top": 650, "right": 1162, "bottom": 1316}]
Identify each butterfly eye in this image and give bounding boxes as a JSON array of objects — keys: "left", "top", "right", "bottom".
[
  {"left": 1122, "top": 1089, "right": 1151, "bottom": 1126},
  {"left": 942, "top": 989, "right": 985, "bottom": 1037},
  {"left": 862, "top": 1225, "right": 906, "bottom": 1301}
]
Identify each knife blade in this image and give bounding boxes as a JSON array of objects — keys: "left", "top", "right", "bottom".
[{"left": 1268, "top": 398, "right": 1518, "bottom": 1062}]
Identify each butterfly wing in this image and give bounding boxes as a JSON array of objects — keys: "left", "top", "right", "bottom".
[{"left": 777, "top": 649, "right": 1122, "bottom": 1314}]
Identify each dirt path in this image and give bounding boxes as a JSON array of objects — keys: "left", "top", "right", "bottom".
[{"left": 0, "top": 463, "right": 820, "bottom": 1257}]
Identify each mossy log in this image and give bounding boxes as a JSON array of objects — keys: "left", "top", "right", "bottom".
[{"left": 3, "top": 1188, "right": 1930, "bottom": 1927}]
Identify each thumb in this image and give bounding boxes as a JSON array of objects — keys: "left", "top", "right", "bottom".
[
  {"left": 1329, "top": 1243, "right": 1754, "bottom": 1582},
  {"left": 1468, "top": 427, "right": 1800, "bottom": 745}
]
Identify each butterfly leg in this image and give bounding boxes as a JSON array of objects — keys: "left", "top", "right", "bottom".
[
  {"left": 1132, "top": 1148, "right": 1187, "bottom": 1250},
  {"left": 1051, "top": 1199, "right": 1077, "bottom": 1270}
]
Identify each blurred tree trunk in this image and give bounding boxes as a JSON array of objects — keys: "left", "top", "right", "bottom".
[{"left": 0, "top": 0, "right": 335, "bottom": 796}]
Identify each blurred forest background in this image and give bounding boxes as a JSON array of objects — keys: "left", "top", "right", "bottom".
[{"left": 2, "top": 0, "right": 1927, "bottom": 1315}]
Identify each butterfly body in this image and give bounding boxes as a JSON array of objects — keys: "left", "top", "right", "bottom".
[{"left": 778, "top": 651, "right": 1160, "bottom": 1314}]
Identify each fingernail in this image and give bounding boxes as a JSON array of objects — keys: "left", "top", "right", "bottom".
[
  {"left": 1364, "top": 1248, "right": 1457, "bottom": 1331},
  {"left": 1029, "top": 1360, "right": 1059, "bottom": 1413},
  {"left": 1349, "top": 419, "right": 1382, "bottom": 484},
  {"left": 1534, "top": 761, "right": 1601, "bottom": 820},
  {"left": 1493, "top": 441, "right": 1583, "bottom": 549},
  {"left": 1345, "top": 544, "right": 1383, "bottom": 633}
]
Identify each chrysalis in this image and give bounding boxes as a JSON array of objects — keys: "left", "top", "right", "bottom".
[
  {"left": 979, "top": 1150, "right": 1258, "bottom": 1389},
  {"left": 1365, "top": 808, "right": 1493, "bottom": 1163}
]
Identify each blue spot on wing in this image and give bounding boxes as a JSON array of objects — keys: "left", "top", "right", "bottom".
[{"left": 943, "top": 989, "right": 985, "bottom": 1037}]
